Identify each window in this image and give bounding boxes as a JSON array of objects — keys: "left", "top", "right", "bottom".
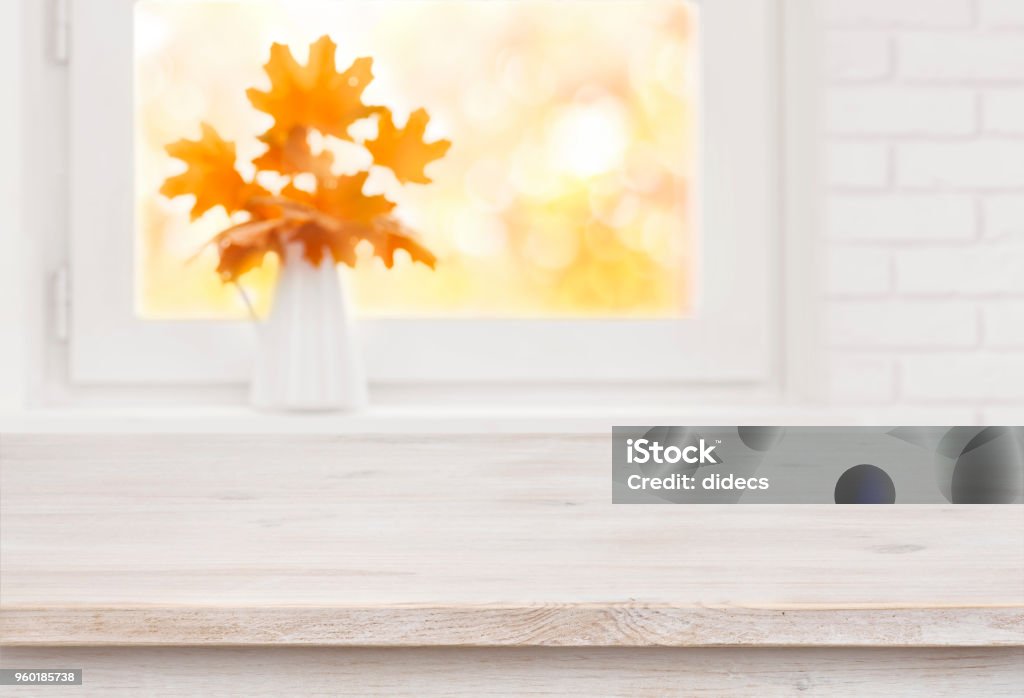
[
  {"left": 137, "top": 0, "right": 695, "bottom": 320},
  {"left": 69, "top": 0, "right": 780, "bottom": 386}
]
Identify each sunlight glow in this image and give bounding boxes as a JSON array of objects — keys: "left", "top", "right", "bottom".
[
  {"left": 135, "top": 0, "right": 698, "bottom": 318},
  {"left": 549, "top": 100, "right": 629, "bottom": 178}
]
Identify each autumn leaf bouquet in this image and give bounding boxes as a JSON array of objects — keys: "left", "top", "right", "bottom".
[
  {"left": 160, "top": 35, "right": 451, "bottom": 283},
  {"left": 158, "top": 36, "right": 451, "bottom": 410}
]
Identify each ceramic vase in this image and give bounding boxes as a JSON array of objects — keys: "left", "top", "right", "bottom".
[{"left": 249, "top": 244, "right": 367, "bottom": 411}]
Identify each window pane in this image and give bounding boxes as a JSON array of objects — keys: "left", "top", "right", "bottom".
[{"left": 135, "top": 0, "right": 697, "bottom": 318}]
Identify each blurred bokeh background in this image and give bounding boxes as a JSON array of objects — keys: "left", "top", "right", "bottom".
[{"left": 135, "top": 0, "right": 697, "bottom": 319}]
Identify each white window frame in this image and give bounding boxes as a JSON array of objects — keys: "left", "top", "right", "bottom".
[{"left": 64, "top": 0, "right": 798, "bottom": 389}]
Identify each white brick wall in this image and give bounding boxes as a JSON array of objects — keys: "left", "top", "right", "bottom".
[
  {"left": 828, "top": 194, "right": 976, "bottom": 241},
  {"left": 828, "top": 87, "right": 976, "bottom": 135},
  {"left": 827, "top": 143, "right": 890, "bottom": 187},
  {"left": 983, "top": 301, "right": 1024, "bottom": 346},
  {"left": 900, "top": 33, "right": 1024, "bottom": 80},
  {"left": 823, "top": 0, "right": 1024, "bottom": 418},
  {"left": 897, "top": 142, "right": 1024, "bottom": 188},
  {"left": 980, "top": 0, "right": 1024, "bottom": 28},
  {"left": 984, "top": 89, "right": 1024, "bottom": 133},
  {"left": 984, "top": 196, "right": 1024, "bottom": 239},
  {"left": 827, "top": 0, "right": 974, "bottom": 28}
]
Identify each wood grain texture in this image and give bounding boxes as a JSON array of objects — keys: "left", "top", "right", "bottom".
[
  {"left": 1, "top": 647, "right": 1022, "bottom": 697},
  {"left": 1, "top": 434, "right": 1022, "bottom": 647},
  {"left": 2, "top": 605, "right": 1022, "bottom": 648}
]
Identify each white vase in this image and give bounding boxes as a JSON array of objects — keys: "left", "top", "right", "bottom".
[{"left": 249, "top": 243, "right": 368, "bottom": 411}]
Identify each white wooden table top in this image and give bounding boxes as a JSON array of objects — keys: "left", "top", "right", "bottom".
[{"left": 1, "top": 434, "right": 1022, "bottom": 647}]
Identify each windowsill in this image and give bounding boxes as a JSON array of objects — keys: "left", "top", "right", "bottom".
[{"left": 0, "top": 404, "right": 972, "bottom": 433}]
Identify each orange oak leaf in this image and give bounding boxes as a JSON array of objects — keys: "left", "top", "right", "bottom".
[
  {"left": 209, "top": 218, "right": 290, "bottom": 281},
  {"left": 246, "top": 36, "right": 376, "bottom": 141},
  {"left": 246, "top": 196, "right": 434, "bottom": 270},
  {"left": 370, "top": 217, "right": 438, "bottom": 269},
  {"left": 161, "top": 123, "right": 265, "bottom": 220},
  {"left": 216, "top": 242, "right": 271, "bottom": 282},
  {"left": 291, "top": 221, "right": 359, "bottom": 268},
  {"left": 252, "top": 126, "right": 335, "bottom": 179},
  {"left": 163, "top": 36, "right": 448, "bottom": 283},
  {"left": 365, "top": 108, "right": 451, "bottom": 184},
  {"left": 281, "top": 171, "right": 395, "bottom": 224}
]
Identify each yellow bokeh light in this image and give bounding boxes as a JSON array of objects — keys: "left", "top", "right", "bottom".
[
  {"left": 135, "top": 0, "right": 697, "bottom": 319},
  {"left": 548, "top": 99, "right": 629, "bottom": 178}
]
